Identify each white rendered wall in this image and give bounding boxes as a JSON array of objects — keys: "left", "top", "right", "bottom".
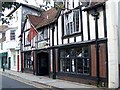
[
  {"left": 106, "top": 0, "right": 119, "bottom": 88},
  {"left": 58, "top": 16, "right": 62, "bottom": 45},
  {"left": 118, "top": 1, "right": 120, "bottom": 65}
]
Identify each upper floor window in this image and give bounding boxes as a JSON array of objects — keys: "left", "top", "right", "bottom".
[
  {"left": 64, "top": 9, "right": 80, "bottom": 36},
  {"left": 24, "top": 30, "right": 30, "bottom": 46},
  {"left": 37, "top": 28, "right": 48, "bottom": 41},
  {"left": 10, "top": 30, "right": 15, "bottom": 40}
]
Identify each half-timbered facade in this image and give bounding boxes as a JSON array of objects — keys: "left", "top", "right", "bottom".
[
  {"left": 21, "top": 0, "right": 120, "bottom": 88},
  {"left": 22, "top": 8, "right": 60, "bottom": 75},
  {"left": 49, "top": 0, "right": 120, "bottom": 88}
]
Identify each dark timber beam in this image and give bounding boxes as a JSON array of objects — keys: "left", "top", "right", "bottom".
[{"left": 91, "top": 9, "right": 100, "bottom": 86}]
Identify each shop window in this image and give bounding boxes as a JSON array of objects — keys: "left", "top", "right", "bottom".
[
  {"left": 59, "top": 46, "right": 90, "bottom": 75},
  {"left": 24, "top": 52, "right": 33, "bottom": 70}
]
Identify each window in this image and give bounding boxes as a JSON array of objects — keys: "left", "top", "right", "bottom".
[
  {"left": 60, "top": 46, "right": 90, "bottom": 75},
  {"left": 24, "top": 52, "right": 33, "bottom": 70},
  {"left": 37, "top": 28, "right": 48, "bottom": 41},
  {"left": 10, "top": 30, "right": 15, "bottom": 40},
  {"left": 24, "top": 30, "right": 30, "bottom": 46},
  {"left": 64, "top": 9, "right": 80, "bottom": 36},
  {"left": 73, "top": 10, "right": 79, "bottom": 32}
]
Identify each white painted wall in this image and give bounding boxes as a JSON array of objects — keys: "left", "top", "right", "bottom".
[
  {"left": 82, "top": 11, "right": 88, "bottom": 41},
  {"left": 118, "top": 1, "right": 120, "bottom": 65},
  {"left": 106, "top": 0, "right": 119, "bottom": 88},
  {"left": 58, "top": 16, "right": 62, "bottom": 45}
]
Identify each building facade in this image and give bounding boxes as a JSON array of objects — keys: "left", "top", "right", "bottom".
[
  {"left": 50, "top": 0, "right": 120, "bottom": 88},
  {"left": 1, "top": 2, "right": 41, "bottom": 72},
  {"left": 22, "top": 8, "right": 60, "bottom": 75},
  {"left": 21, "top": 0, "right": 120, "bottom": 88}
]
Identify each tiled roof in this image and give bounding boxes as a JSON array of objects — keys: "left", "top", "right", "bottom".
[
  {"left": 27, "top": 8, "right": 60, "bottom": 29},
  {"left": 0, "top": 25, "right": 8, "bottom": 32},
  {"left": 27, "top": 14, "right": 41, "bottom": 27},
  {"left": 82, "top": 0, "right": 108, "bottom": 11},
  {"left": 36, "top": 8, "right": 59, "bottom": 29}
]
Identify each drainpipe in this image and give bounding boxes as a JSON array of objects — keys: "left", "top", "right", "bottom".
[{"left": 91, "top": 10, "right": 100, "bottom": 86}]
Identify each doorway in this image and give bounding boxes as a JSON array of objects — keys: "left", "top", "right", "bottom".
[{"left": 37, "top": 52, "right": 49, "bottom": 76}]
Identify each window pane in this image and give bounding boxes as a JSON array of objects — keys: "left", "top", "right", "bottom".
[
  {"left": 25, "top": 30, "right": 30, "bottom": 45},
  {"left": 72, "top": 59, "right": 76, "bottom": 72},
  {"left": 60, "top": 50, "right": 65, "bottom": 58},
  {"left": 83, "top": 58, "right": 90, "bottom": 74},
  {"left": 76, "top": 48, "right": 82, "bottom": 57},
  {"left": 44, "top": 29, "right": 48, "bottom": 39},
  {"left": 60, "top": 59, "right": 65, "bottom": 72},
  {"left": 65, "top": 49, "right": 70, "bottom": 58},
  {"left": 70, "top": 48, "right": 76, "bottom": 57},
  {"left": 66, "top": 59, "right": 70, "bottom": 72},
  {"left": 77, "top": 58, "right": 83, "bottom": 73},
  {"left": 83, "top": 47, "right": 89, "bottom": 58},
  {"left": 73, "top": 10, "right": 79, "bottom": 32}
]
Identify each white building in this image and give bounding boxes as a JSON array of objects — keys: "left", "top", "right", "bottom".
[{"left": 0, "top": 2, "right": 41, "bottom": 72}]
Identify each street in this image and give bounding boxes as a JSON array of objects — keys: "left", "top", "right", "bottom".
[{"left": 1, "top": 74, "right": 37, "bottom": 88}]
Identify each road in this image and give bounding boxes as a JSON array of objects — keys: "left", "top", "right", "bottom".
[{"left": 0, "top": 74, "right": 43, "bottom": 89}]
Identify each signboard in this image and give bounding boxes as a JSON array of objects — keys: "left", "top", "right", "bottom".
[{"left": 38, "top": 41, "right": 48, "bottom": 49}]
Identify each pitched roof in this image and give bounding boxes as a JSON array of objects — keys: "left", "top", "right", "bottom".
[
  {"left": 27, "top": 8, "right": 60, "bottom": 29},
  {"left": 27, "top": 14, "right": 41, "bottom": 27},
  {"left": 6, "top": 2, "right": 43, "bottom": 17},
  {"left": 36, "top": 8, "right": 60, "bottom": 29}
]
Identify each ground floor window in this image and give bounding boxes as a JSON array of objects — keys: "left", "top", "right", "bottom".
[
  {"left": 59, "top": 46, "right": 90, "bottom": 75},
  {"left": 24, "top": 52, "right": 33, "bottom": 70}
]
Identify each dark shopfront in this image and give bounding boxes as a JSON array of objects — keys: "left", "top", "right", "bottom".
[
  {"left": 54, "top": 41, "right": 108, "bottom": 87},
  {"left": 36, "top": 49, "right": 49, "bottom": 76},
  {"left": 0, "top": 52, "right": 8, "bottom": 69},
  {"left": 23, "top": 51, "right": 33, "bottom": 73}
]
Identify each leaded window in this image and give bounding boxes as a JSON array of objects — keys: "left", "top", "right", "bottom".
[
  {"left": 59, "top": 46, "right": 90, "bottom": 75},
  {"left": 37, "top": 28, "right": 48, "bottom": 41},
  {"left": 64, "top": 9, "right": 80, "bottom": 36},
  {"left": 24, "top": 30, "right": 30, "bottom": 46}
]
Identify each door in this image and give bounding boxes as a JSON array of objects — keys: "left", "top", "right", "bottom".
[{"left": 37, "top": 52, "right": 49, "bottom": 75}]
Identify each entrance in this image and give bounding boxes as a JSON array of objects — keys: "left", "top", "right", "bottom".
[{"left": 37, "top": 52, "right": 49, "bottom": 76}]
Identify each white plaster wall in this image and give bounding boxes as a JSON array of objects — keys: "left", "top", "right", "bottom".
[
  {"left": 54, "top": 25, "right": 57, "bottom": 46},
  {"left": 74, "top": 0, "right": 79, "bottom": 8},
  {"left": 98, "top": 9, "right": 104, "bottom": 38},
  {"left": 118, "top": 1, "right": 120, "bottom": 65},
  {"left": 69, "top": 37, "right": 74, "bottom": 43},
  {"left": 89, "top": 13, "right": 95, "bottom": 40},
  {"left": 82, "top": 11, "right": 88, "bottom": 41},
  {"left": 50, "top": 27, "right": 52, "bottom": 46},
  {"left": 106, "top": 0, "right": 119, "bottom": 88},
  {"left": 63, "top": 39, "right": 68, "bottom": 44},
  {"left": 76, "top": 36, "right": 81, "bottom": 42},
  {"left": 58, "top": 16, "right": 62, "bottom": 45}
]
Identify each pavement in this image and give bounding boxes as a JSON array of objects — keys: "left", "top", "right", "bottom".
[{"left": 0, "top": 69, "right": 115, "bottom": 90}]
